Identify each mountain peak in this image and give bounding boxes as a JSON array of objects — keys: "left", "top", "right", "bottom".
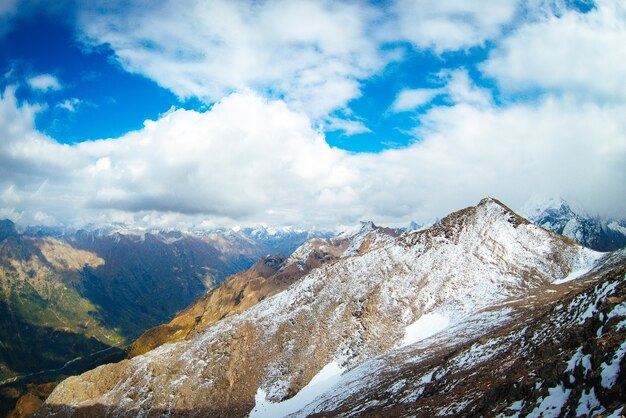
[
  {"left": 359, "top": 220, "right": 377, "bottom": 232},
  {"left": 442, "top": 197, "right": 528, "bottom": 229},
  {"left": 477, "top": 196, "right": 515, "bottom": 212},
  {"left": 522, "top": 197, "right": 626, "bottom": 251},
  {"left": 0, "top": 219, "right": 18, "bottom": 241}
]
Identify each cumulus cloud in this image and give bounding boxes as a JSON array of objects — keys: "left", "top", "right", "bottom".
[
  {"left": 1, "top": 1, "right": 625, "bottom": 228},
  {"left": 75, "top": 0, "right": 384, "bottom": 119},
  {"left": 73, "top": 0, "right": 524, "bottom": 125},
  {"left": 391, "top": 69, "right": 492, "bottom": 113},
  {"left": 391, "top": 88, "right": 442, "bottom": 112},
  {"left": 484, "top": 0, "right": 626, "bottom": 101},
  {"left": 27, "top": 74, "right": 62, "bottom": 92},
  {"left": 323, "top": 116, "right": 371, "bottom": 136},
  {"left": 1, "top": 82, "right": 624, "bottom": 229},
  {"left": 57, "top": 98, "right": 81, "bottom": 112},
  {"left": 0, "top": 88, "right": 359, "bottom": 227},
  {"left": 387, "top": 0, "right": 518, "bottom": 52}
]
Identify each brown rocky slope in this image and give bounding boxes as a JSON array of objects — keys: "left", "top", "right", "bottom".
[
  {"left": 126, "top": 223, "right": 398, "bottom": 358},
  {"left": 39, "top": 198, "right": 609, "bottom": 417}
]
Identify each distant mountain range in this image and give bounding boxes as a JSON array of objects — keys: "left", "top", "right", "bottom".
[
  {"left": 0, "top": 221, "right": 327, "bottom": 388},
  {"left": 521, "top": 197, "right": 626, "bottom": 252},
  {"left": 40, "top": 198, "right": 626, "bottom": 417}
]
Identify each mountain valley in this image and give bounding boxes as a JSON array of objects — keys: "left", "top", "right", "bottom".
[{"left": 0, "top": 222, "right": 324, "bottom": 416}]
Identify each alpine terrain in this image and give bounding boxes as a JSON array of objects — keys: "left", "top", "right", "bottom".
[
  {"left": 522, "top": 198, "right": 626, "bottom": 252},
  {"left": 0, "top": 221, "right": 324, "bottom": 414},
  {"left": 38, "top": 198, "right": 626, "bottom": 417}
]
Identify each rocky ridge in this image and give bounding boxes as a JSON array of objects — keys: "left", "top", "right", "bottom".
[
  {"left": 293, "top": 249, "right": 626, "bottom": 417},
  {"left": 127, "top": 222, "right": 398, "bottom": 358},
  {"left": 40, "top": 198, "right": 603, "bottom": 417}
]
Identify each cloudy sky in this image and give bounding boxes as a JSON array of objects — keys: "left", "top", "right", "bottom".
[{"left": 0, "top": 0, "right": 624, "bottom": 229}]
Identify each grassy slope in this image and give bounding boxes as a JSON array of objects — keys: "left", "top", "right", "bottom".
[{"left": 0, "top": 235, "right": 124, "bottom": 382}]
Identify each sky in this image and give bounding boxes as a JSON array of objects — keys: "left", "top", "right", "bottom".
[{"left": 0, "top": 0, "right": 624, "bottom": 230}]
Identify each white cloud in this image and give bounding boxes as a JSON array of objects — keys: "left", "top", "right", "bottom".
[
  {"left": 442, "top": 70, "right": 493, "bottom": 108},
  {"left": 391, "top": 70, "right": 492, "bottom": 113},
  {"left": 27, "top": 74, "right": 62, "bottom": 92},
  {"left": 388, "top": 0, "right": 518, "bottom": 52},
  {"left": 57, "top": 98, "right": 81, "bottom": 112},
  {"left": 1, "top": 2, "right": 625, "bottom": 228},
  {"left": 323, "top": 117, "right": 371, "bottom": 136},
  {"left": 74, "top": 0, "right": 523, "bottom": 121},
  {"left": 75, "top": 0, "right": 384, "bottom": 118},
  {"left": 391, "top": 88, "right": 442, "bottom": 112},
  {"left": 483, "top": 0, "right": 626, "bottom": 101},
  {"left": 1, "top": 83, "right": 624, "bottom": 229}
]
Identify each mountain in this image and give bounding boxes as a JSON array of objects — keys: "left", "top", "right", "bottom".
[
  {"left": 126, "top": 222, "right": 398, "bottom": 358},
  {"left": 0, "top": 223, "right": 325, "bottom": 389},
  {"left": 40, "top": 198, "right": 617, "bottom": 417},
  {"left": 0, "top": 229, "right": 125, "bottom": 384},
  {"left": 291, "top": 249, "right": 626, "bottom": 417},
  {"left": 522, "top": 197, "right": 626, "bottom": 251},
  {"left": 232, "top": 226, "right": 333, "bottom": 256}
]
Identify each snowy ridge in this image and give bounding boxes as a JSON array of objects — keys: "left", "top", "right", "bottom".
[
  {"left": 291, "top": 251, "right": 626, "bottom": 417},
  {"left": 42, "top": 198, "right": 608, "bottom": 417}
]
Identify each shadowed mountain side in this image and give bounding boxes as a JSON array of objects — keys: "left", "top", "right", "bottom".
[
  {"left": 0, "top": 230, "right": 122, "bottom": 383},
  {"left": 66, "top": 232, "right": 239, "bottom": 340},
  {"left": 0, "top": 317, "right": 114, "bottom": 382},
  {"left": 0, "top": 323, "right": 124, "bottom": 418}
]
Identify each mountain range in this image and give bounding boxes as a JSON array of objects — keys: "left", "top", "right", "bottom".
[
  {"left": 522, "top": 197, "right": 626, "bottom": 252},
  {"left": 38, "top": 198, "right": 626, "bottom": 417},
  {"left": 0, "top": 222, "right": 326, "bottom": 389}
]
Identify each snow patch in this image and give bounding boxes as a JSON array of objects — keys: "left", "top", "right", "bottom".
[
  {"left": 552, "top": 250, "right": 603, "bottom": 284},
  {"left": 608, "top": 221, "right": 626, "bottom": 236},
  {"left": 607, "top": 302, "right": 626, "bottom": 320},
  {"left": 600, "top": 339, "right": 626, "bottom": 389},
  {"left": 400, "top": 313, "right": 450, "bottom": 347},
  {"left": 576, "top": 387, "right": 603, "bottom": 416},
  {"left": 249, "top": 361, "right": 344, "bottom": 418},
  {"left": 527, "top": 384, "right": 571, "bottom": 418},
  {"left": 606, "top": 406, "right": 626, "bottom": 418}
]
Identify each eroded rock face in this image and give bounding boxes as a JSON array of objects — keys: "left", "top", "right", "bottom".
[{"left": 40, "top": 199, "right": 602, "bottom": 417}]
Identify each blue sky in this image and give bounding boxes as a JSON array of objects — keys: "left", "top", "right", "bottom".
[
  {"left": 0, "top": 0, "right": 624, "bottom": 228},
  {"left": 1, "top": 12, "right": 190, "bottom": 142},
  {"left": 1, "top": 2, "right": 490, "bottom": 152}
]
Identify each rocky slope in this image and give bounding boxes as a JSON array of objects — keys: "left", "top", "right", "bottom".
[
  {"left": 522, "top": 197, "right": 626, "bottom": 252},
  {"left": 293, "top": 249, "right": 626, "bottom": 417},
  {"left": 40, "top": 198, "right": 604, "bottom": 417},
  {"left": 126, "top": 222, "right": 397, "bottom": 358}
]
